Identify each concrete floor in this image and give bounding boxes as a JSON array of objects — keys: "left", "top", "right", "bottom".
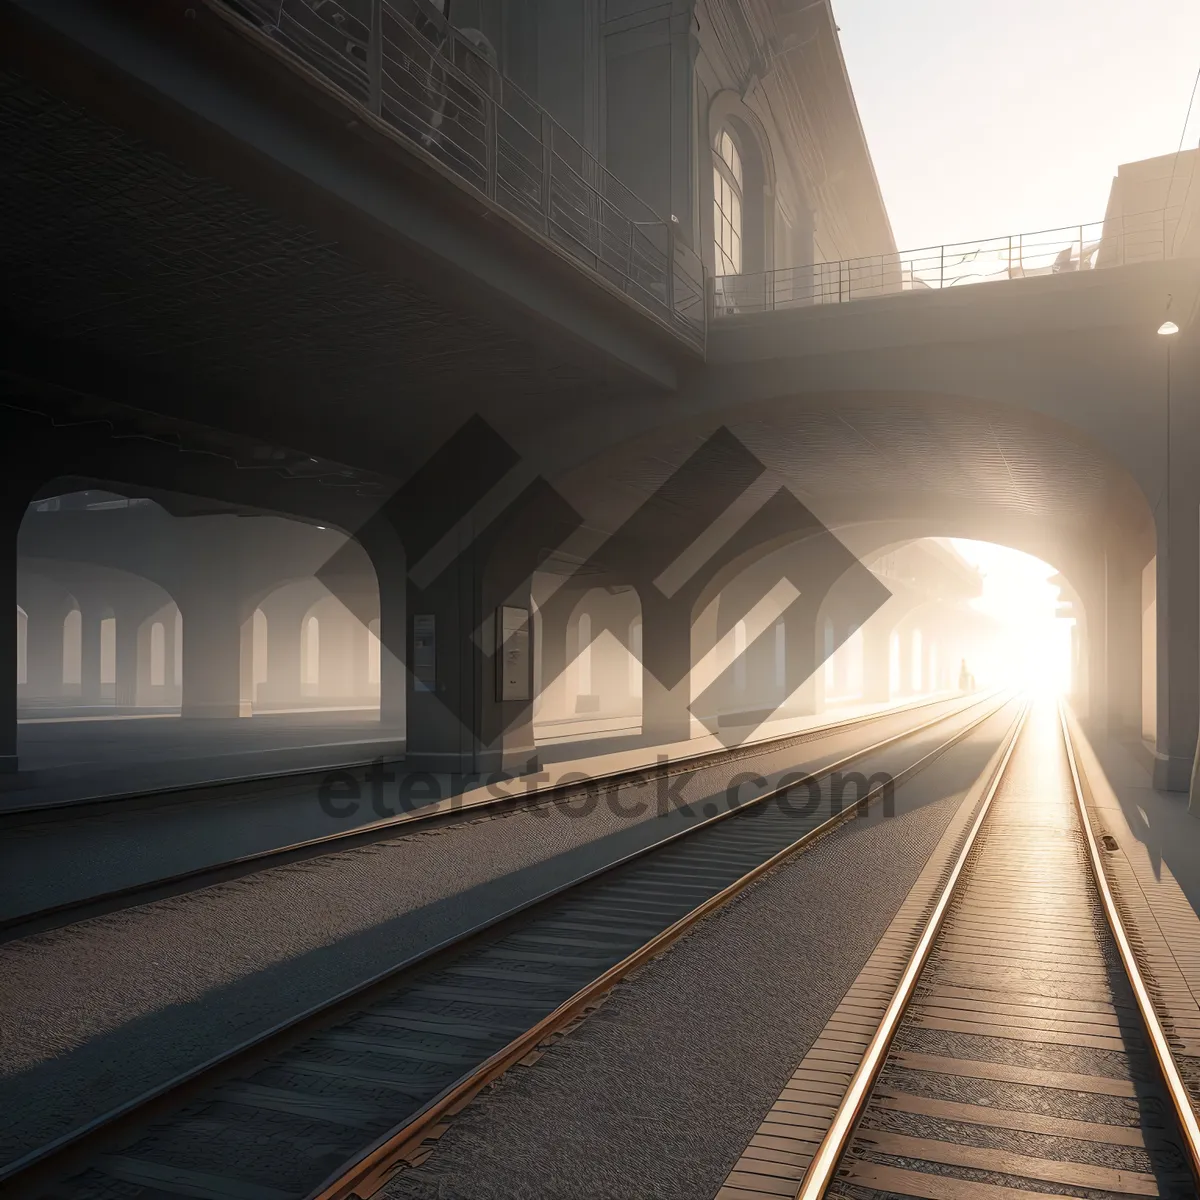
[{"left": 0, "top": 697, "right": 987, "bottom": 1170}]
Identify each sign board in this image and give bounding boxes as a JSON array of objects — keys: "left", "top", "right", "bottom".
[
  {"left": 413, "top": 614, "right": 436, "bottom": 692},
  {"left": 497, "top": 605, "right": 531, "bottom": 702}
]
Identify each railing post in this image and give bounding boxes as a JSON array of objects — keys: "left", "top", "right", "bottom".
[
  {"left": 665, "top": 218, "right": 676, "bottom": 319},
  {"left": 367, "top": 0, "right": 382, "bottom": 116},
  {"left": 939, "top": 245, "right": 944, "bottom": 289},
  {"left": 540, "top": 112, "right": 553, "bottom": 237},
  {"left": 1007, "top": 234, "right": 1012, "bottom": 278},
  {"left": 484, "top": 98, "right": 498, "bottom": 202},
  {"left": 1079, "top": 224, "right": 1084, "bottom": 270},
  {"left": 838, "top": 259, "right": 844, "bottom": 303}
]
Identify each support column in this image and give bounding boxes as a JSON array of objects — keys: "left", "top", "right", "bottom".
[
  {"left": 1158, "top": 495, "right": 1200, "bottom": 790},
  {"left": 1103, "top": 547, "right": 1144, "bottom": 736},
  {"left": 534, "top": 589, "right": 575, "bottom": 725},
  {"left": 114, "top": 610, "right": 140, "bottom": 708},
  {"left": 861, "top": 621, "right": 891, "bottom": 703},
  {"left": 781, "top": 602, "right": 820, "bottom": 717},
  {"left": 640, "top": 591, "right": 694, "bottom": 747},
  {"left": 179, "top": 588, "right": 250, "bottom": 719},
  {"left": 24, "top": 607, "right": 66, "bottom": 703},
  {"left": 79, "top": 605, "right": 103, "bottom": 705},
  {"left": 1, "top": 508, "right": 17, "bottom": 771}
]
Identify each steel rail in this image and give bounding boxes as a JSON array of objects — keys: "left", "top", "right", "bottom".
[
  {"left": 1059, "top": 700, "right": 1200, "bottom": 1190},
  {"left": 304, "top": 695, "right": 1018, "bottom": 1200},
  {"left": 793, "top": 698, "right": 1029, "bottom": 1199},
  {"left": 0, "top": 692, "right": 983, "bottom": 940},
  {"left": 2, "top": 693, "right": 1011, "bottom": 1194}
]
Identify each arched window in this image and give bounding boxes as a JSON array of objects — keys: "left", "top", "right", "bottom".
[{"left": 713, "top": 129, "right": 743, "bottom": 276}]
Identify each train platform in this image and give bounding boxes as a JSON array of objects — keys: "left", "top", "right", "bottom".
[{"left": 0, "top": 696, "right": 949, "bottom": 926}]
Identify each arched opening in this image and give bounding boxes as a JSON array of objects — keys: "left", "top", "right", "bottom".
[
  {"left": 889, "top": 632, "right": 901, "bottom": 697},
  {"left": 823, "top": 618, "right": 836, "bottom": 687},
  {"left": 911, "top": 629, "right": 923, "bottom": 692}
]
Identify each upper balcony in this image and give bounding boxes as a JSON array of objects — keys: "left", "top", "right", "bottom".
[
  {"left": 214, "top": 0, "right": 707, "bottom": 350},
  {"left": 711, "top": 205, "right": 1194, "bottom": 319}
]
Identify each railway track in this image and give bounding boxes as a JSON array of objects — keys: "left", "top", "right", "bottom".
[
  {"left": 4, "top": 693, "right": 1016, "bottom": 1199},
  {"left": 0, "top": 693, "right": 987, "bottom": 941},
  {"left": 718, "top": 698, "right": 1200, "bottom": 1200}
]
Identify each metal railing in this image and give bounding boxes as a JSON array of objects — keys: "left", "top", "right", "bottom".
[
  {"left": 713, "top": 206, "right": 1187, "bottom": 316},
  {"left": 211, "top": 0, "right": 707, "bottom": 347}
]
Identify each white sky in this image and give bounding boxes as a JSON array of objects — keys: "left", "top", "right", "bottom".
[
  {"left": 948, "top": 539, "right": 1074, "bottom": 690},
  {"left": 834, "top": 0, "right": 1200, "bottom": 251}
]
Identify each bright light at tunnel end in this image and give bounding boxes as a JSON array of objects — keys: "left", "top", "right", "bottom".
[
  {"left": 948, "top": 539, "right": 1074, "bottom": 697},
  {"left": 1158, "top": 320, "right": 1179, "bottom": 336}
]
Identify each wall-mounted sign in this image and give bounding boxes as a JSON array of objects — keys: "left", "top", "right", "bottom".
[
  {"left": 413, "top": 614, "right": 436, "bottom": 692},
  {"left": 497, "top": 605, "right": 531, "bottom": 702}
]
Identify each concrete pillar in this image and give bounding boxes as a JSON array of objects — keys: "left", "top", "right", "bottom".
[
  {"left": 179, "top": 588, "right": 250, "bottom": 719},
  {"left": 898, "top": 627, "right": 914, "bottom": 697},
  {"left": 317, "top": 602, "right": 356, "bottom": 701},
  {"left": 781, "top": 602, "right": 820, "bottom": 716},
  {"left": 640, "top": 590, "right": 694, "bottom": 746},
  {"left": 24, "top": 607, "right": 66, "bottom": 701},
  {"left": 861, "top": 621, "right": 891, "bottom": 703},
  {"left": 257, "top": 606, "right": 301, "bottom": 706},
  {"left": 1155, "top": 497, "right": 1198, "bottom": 791},
  {"left": 114, "top": 610, "right": 140, "bottom": 708},
  {"left": 1103, "top": 547, "right": 1144, "bottom": 737},
  {"left": 1, "top": 509, "right": 18, "bottom": 771},
  {"left": 350, "top": 615, "right": 372, "bottom": 701},
  {"left": 79, "top": 605, "right": 104, "bottom": 705},
  {"left": 535, "top": 589, "right": 575, "bottom": 724}
]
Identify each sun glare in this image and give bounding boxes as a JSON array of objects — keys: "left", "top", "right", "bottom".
[{"left": 946, "top": 539, "right": 1075, "bottom": 695}]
